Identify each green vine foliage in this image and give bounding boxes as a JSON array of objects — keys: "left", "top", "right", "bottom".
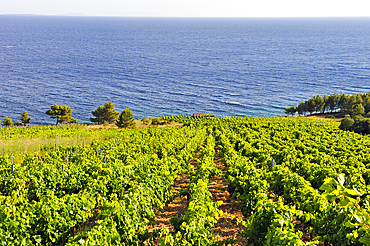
[
  {"left": 0, "top": 126, "right": 207, "bottom": 245},
  {"left": 3, "top": 115, "right": 370, "bottom": 245},
  {"left": 162, "top": 134, "right": 223, "bottom": 246}
]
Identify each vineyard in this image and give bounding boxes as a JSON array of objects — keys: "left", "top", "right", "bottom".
[{"left": 1, "top": 116, "right": 370, "bottom": 245}]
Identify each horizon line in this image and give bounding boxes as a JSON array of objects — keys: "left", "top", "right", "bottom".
[{"left": 1, "top": 14, "right": 370, "bottom": 18}]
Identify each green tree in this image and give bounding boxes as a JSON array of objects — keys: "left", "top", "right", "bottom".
[
  {"left": 356, "top": 94, "right": 363, "bottom": 104},
  {"left": 353, "top": 118, "right": 370, "bottom": 134},
  {"left": 21, "top": 110, "right": 31, "bottom": 125},
  {"left": 337, "top": 94, "right": 346, "bottom": 109},
  {"left": 303, "top": 100, "right": 309, "bottom": 115},
  {"left": 116, "top": 108, "right": 136, "bottom": 128},
  {"left": 284, "top": 105, "right": 296, "bottom": 116},
  {"left": 363, "top": 95, "right": 370, "bottom": 113},
  {"left": 352, "top": 103, "right": 365, "bottom": 117},
  {"left": 342, "top": 95, "right": 356, "bottom": 115},
  {"left": 45, "top": 105, "right": 76, "bottom": 125},
  {"left": 323, "top": 94, "right": 330, "bottom": 113},
  {"left": 339, "top": 117, "right": 354, "bottom": 131},
  {"left": 307, "top": 97, "right": 316, "bottom": 115},
  {"left": 163, "top": 118, "right": 171, "bottom": 125},
  {"left": 328, "top": 93, "right": 338, "bottom": 112},
  {"left": 204, "top": 113, "right": 215, "bottom": 118},
  {"left": 90, "top": 102, "right": 119, "bottom": 124},
  {"left": 2, "top": 117, "right": 13, "bottom": 126},
  {"left": 296, "top": 101, "right": 305, "bottom": 116},
  {"left": 315, "top": 95, "right": 325, "bottom": 113}
]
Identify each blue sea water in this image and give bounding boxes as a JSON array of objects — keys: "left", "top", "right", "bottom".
[{"left": 1, "top": 16, "right": 370, "bottom": 124}]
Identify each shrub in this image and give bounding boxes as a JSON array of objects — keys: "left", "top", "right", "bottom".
[
  {"left": 14, "top": 120, "right": 23, "bottom": 126},
  {"left": 141, "top": 118, "right": 150, "bottom": 125},
  {"left": 116, "top": 108, "right": 136, "bottom": 129},
  {"left": 45, "top": 105, "right": 76, "bottom": 125},
  {"left": 353, "top": 118, "right": 370, "bottom": 134},
  {"left": 2, "top": 117, "right": 13, "bottom": 126},
  {"left": 339, "top": 117, "right": 354, "bottom": 131},
  {"left": 151, "top": 118, "right": 161, "bottom": 125},
  {"left": 353, "top": 115, "right": 364, "bottom": 120},
  {"left": 21, "top": 110, "right": 31, "bottom": 125},
  {"left": 90, "top": 102, "right": 119, "bottom": 124}
]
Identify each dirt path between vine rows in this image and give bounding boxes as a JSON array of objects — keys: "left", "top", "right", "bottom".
[
  {"left": 148, "top": 156, "right": 197, "bottom": 245},
  {"left": 209, "top": 146, "right": 248, "bottom": 245},
  {"left": 148, "top": 146, "right": 248, "bottom": 246}
]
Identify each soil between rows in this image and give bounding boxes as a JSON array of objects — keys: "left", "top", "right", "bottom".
[
  {"left": 148, "top": 145, "right": 247, "bottom": 245},
  {"left": 210, "top": 147, "right": 248, "bottom": 245}
]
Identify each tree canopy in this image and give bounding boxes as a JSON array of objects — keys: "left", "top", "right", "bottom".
[
  {"left": 2, "top": 117, "right": 13, "bottom": 126},
  {"left": 284, "top": 106, "right": 296, "bottom": 116},
  {"left": 296, "top": 101, "right": 306, "bottom": 116},
  {"left": 21, "top": 110, "right": 31, "bottom": 125},
  {"left": 315, "top": 95, "right": 324, "bottom": 113},
  {"left": 353, "top": 104, "right": 365, "bottom": 117},
  {"left": 116, "top": 108, "right": 136, "bottom": 128},
  {"left": 285, "top": 91, "right": 370, "bottom": 118},
  {"left": 307, "top": 97, "right": 316, "bottom": 114},
  {"left": 90, "top": 102, "right": 119, "bottom": 124},
  {"left": 14, "top": 120, "right": 23, "bottom": 126},
  {"left": 339, "top": 117, "right": 354, "bottom": 131},
  {"left": 45, "top": 105, "right": 76, "bottom": 125}
]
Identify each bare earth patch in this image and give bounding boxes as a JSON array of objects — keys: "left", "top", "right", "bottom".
[
  {"left": 150, "top": 174, "right": 190, "bottom": 236},
  {"left": 148, "top": 145, "right": 248, "bottom": 245},
  {"left": 293, "top": 216, "right": 320, "bottom": 244},
  {"left": 147, "top": 156, "right": 198, "bottom": 245},
  {"left": 85, "top": 120, "right": 182, "bottom": 130},
  {"left": 210, "top": 147, "right": 248, "bottom": 246}
]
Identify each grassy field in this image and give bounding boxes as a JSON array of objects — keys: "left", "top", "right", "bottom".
[{"left": 0, "top": 120, "right": 182, "bottom": 162}]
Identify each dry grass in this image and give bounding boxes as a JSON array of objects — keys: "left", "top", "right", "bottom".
[
  {"left": 85, "top": 123, "right": 119, "bottom": 130},
  {"left": 306, "top": 115, "right": 342, "bottom": 122},
  {"left": 305, "top": 112, "right": 343, "bottom": 122},
  {"left": 0, "top": 128, "right": 116, "bottom": 162},
  {"left": 0, "top": 134, "right": 97, "bottom": 162},
  {"left": 135, "top": 120, "right": 182, "bottom": 129},
  {"left": 86, "top": 120, "right": 182, "bottom": 130},
  {"left": 1, "top": 119, "right": 181, "bottom": 162}
]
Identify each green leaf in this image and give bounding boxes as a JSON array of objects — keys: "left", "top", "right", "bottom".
[
  {"left": 338, "top": 174, "right": 345, "bottom": 186},
  {"left": 319, "top": 182, "right": 335, "bottom": 192},
  {"left": 359, "top": 236, "right": 370, "bottom": 245},
  {"left": 344, "top": 221, "right": 359, "bottom": 228},
  {"left": 338, "top": 197, "right": 356, "bottom": 207},
  {"left": 344, "top": 188, "right": 362, "bottom": 197}
]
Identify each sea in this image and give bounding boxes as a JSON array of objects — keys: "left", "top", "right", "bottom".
[{"left": 1, "top": 16, "right": 370, "bottom": 124}]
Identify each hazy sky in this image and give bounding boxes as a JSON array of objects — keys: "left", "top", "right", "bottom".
[{"left": 1, "top": 0, "right": 369, "bottom": 17}]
